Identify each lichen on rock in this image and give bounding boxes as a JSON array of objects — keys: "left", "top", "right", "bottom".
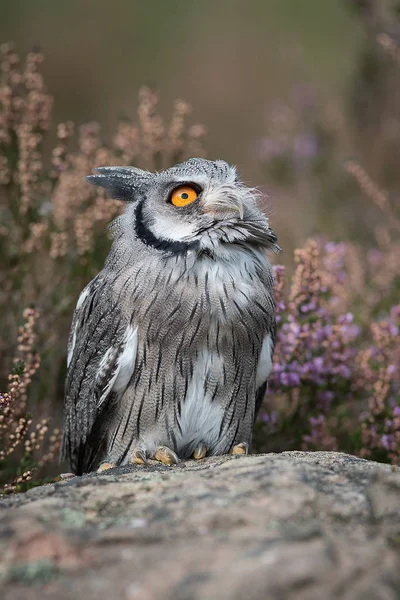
[{"left": 1, "top": 452, "right": 400, "bottom": 599}]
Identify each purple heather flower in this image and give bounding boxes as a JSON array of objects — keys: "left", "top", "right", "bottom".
[
  {"left": 260, "top": 411, "right": 277, "bottom": 425},
  {"left": 276, "top": 301, "right": 285, "bottom": 313},
  {"left": 334, "top": 364, "right": 351, "bottom": 379},
  {"left": 300, "top": 301, "right": 318, "bottom": 313},
  {"left": 324, "top": 242, "right": 338, "bottom": 253},
  {"left": 342, "top": 324, "right": 361, "bottom": 341},
  {"left": 338, "top": 313, "right": 353, "bottom": 325},
  {"left": 279, "top": 371, "right": 301, "bottom": 387},
  {"left": 293, "top": 133, "right": 318, "bottom": 160},
  {"left": 318, "top": 390, "right": 335, "bottom": 406},
  {"left": 367, "top": 248, "right": 383, "bottom": 267},
  {"left": 310, "top": 415, "right": 325, "bottom": 426},
  {"left": 273, "top": 265, "right": 285, "bottom": 276},
  {"left": 390, "top": 306, "right": 400, "bottom": 319},
  {"left": 311, "top": 356, "right": 324, "bottom": 371}
]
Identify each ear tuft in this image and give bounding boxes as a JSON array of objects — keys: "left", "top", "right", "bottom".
[{"left": 85, "top": 166, "right": 152, "bottom": 201}]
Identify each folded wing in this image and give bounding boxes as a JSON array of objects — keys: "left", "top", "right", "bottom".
[{"left": 63, "top": 276, "right": 138, "bottom": 474}]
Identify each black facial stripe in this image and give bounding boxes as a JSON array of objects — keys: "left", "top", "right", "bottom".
[{"left": 134, "top": 201, "right": 198, "bottom": 254}]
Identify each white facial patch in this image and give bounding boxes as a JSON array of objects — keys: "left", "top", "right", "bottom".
[{"left": 151, "top": 213, "right": 197, "bottom": 242}]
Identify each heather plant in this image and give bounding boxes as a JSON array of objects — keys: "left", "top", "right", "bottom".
[
  {"left": 0, "top": 309, "right": 60, "bottom": 492},
  {"left": 255, "top": 240, "right": 400, "bottom": 464},
  {"left": 252, "top": 2, "right": 400, "bottom": 461},
  {"left": 254, "top": 81, "right": 359, "bottom": 248},
  {"left": 358, "top": 305, "right": 400, "bottom": 464},
  {"left": 255, "top": 21, "right": 400, "bottom": 247}
]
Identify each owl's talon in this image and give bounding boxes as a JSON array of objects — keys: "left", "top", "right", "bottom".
[
  {"left": 193, "top": 443, "right": 207, "bottom": 460},
  {"left": 231, "top": 442, "right": 249, "bottom": 456},
  {"left": 152, "top": 446, "right": 179, "bottom": 466},
  {"left": 97, "top": 462, "right": 117, "bottom": 473},
  {"left": 129, "top": 447, "right": 149, "bottom": 465}
]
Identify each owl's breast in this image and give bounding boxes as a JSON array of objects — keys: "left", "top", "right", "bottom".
[
  {"left": 121, "top": 246, "right": 273, "bottom": 457},
  {"left": 163, "top": 248, "right": 272, "bottom": 455}
]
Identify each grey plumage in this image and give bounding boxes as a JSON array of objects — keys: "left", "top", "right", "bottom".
[{"left": 62, "top": 158, "right": 279, "bottom": 474}]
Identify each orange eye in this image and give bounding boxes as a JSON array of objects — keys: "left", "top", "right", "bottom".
[{"left": 170, "top": 185, "right": 199, "bottom": 207}]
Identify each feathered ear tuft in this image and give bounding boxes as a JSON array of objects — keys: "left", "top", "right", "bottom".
[{"left": 85, "top": 166, "right": 153, "bottom": 201}]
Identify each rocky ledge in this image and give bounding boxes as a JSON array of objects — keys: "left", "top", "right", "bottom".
[{"left": 1, "top": 451, "right": 400, "bottom": 600}]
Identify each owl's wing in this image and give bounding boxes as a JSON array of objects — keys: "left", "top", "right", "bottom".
[
  {"left": 254, "top": 331, "right": 275, "bottom": 421},
  {"left": 62, "top": 276, "right": 138, "bottom": 474}
]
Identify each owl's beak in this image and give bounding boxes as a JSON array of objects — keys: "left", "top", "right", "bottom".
[
  {"left": 228, "top": 201, "right": 244, "bottom": 220},
  {"left": 202, "top": 196, "right": 244, "bottom": 220}
]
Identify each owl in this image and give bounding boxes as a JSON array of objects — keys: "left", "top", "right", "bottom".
[{"left": 62, "top": 158, "right": 279, "bottom": 474}]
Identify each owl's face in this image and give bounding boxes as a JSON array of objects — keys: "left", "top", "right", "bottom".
[{"left": 87, "top": 158, "right": 279, "bottom": 255}]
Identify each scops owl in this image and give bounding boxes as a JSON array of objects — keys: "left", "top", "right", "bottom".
[{"left": 62, "top": 158, "right": 279, "bottom": 474}]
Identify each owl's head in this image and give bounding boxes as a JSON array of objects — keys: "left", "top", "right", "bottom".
[{"left": 86, "top": 158, "right": 279, "bottom": 256}]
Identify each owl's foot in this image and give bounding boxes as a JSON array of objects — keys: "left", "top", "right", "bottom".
[
  {"left": 97, "top": 462, "right": 117, "bottom": 473},
  {"left": 129, "top": 447, "right": 149, "bottom": 465},
  {"left": 152, "top": 446, "right": 179, "bottom": 466},
  {"left": 193, "top": 443, "right": 207, "bottom": 460},
  {"left": 231, "top": 442, "right": 249, "bottom": 456}
]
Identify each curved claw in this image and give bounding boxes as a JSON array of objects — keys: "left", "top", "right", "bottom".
[
  {"left": 230, "top": 442, "right": 249, "bottom": 456},
  {"left": 152, "top": 446, "right": 179, "bottom": 466},
  {"left": 129, "top": 447, "right": 149, "bottom": 465},
  {"left": 193, "top": 443, "right": 207, "bottom": 460},
  {"left": 97, "top": 462, "right": 117, "bottom": 473}
]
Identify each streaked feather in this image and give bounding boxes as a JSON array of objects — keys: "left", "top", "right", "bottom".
[{"left": 63, "top": 158, "right": 279, "bottom": 473}]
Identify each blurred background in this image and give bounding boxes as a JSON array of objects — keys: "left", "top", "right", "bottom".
[
  {"left": 0, "top": 0, "right": 368, "bottom": 251},
  {"left": 1, "top": 0, "right": 399, "bottom": 489}
]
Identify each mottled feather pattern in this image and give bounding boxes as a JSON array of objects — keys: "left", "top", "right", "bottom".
[{"left": 63, "top": 158, "right": 278, "bottom": 474}]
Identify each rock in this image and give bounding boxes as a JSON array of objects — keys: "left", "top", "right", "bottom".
[{"left": 0, "top": 451, "right": 399, "bottom": 600}]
